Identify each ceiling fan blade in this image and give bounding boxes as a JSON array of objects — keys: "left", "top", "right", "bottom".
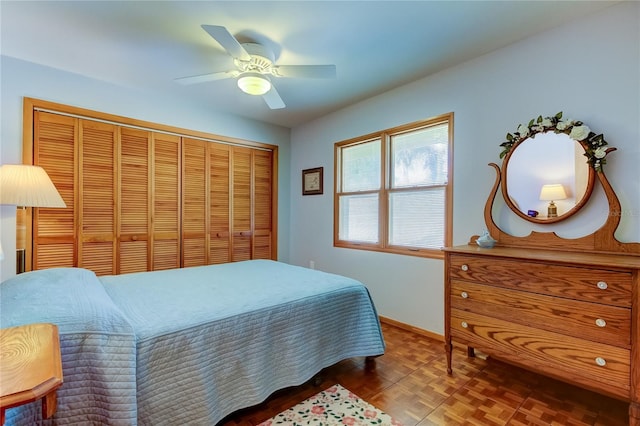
[
  {"left": 201, "top": 25, "right": 251, "bottom": 61},
  {"left": 174, "top": 70, "right": 238, "bottom": 85},
  {"left": 263, "top": 85, "right": 285, "bottom": 110},
  {"left": 273, "top": 64, "right": 336, "bottom": 79}
]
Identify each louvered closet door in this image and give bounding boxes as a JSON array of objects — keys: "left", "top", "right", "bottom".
[
  {"left": 27, "top": 100, "right": 276, "bottom": 274},
  {"left": 119, "top": 127, "right": 150, "bottom": 273},
  {"left": 209, "top": 144, "right": 231, "bottom": 264},
  {"left": 182, "top": 138, "right": 208, "bottom": 267},
  {"left": 32, "top": 112, "right": 77, "bottom": 269},
  {"left": 232, "top": 147, "right": 252, "bottom": 261},
  {"left": 253, "top": 149, "right": 273, "bottom": 259},
  {"left": 79, "top": 120, "right": 117, "bottom": 275},
  {"left": 152, "top": 133, "right": 181, "bottom": 270}
]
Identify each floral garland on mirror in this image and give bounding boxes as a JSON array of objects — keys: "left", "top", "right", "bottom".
[{"left": 500, "top": 112, "right": 613, "bottom": 172}]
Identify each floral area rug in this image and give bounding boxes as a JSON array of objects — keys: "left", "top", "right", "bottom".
[{"left": 257, "top": 384, "right": 402, "bottom": 426}]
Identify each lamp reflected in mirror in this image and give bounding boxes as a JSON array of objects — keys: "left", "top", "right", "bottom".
[{"left": 539, "top": 184, "right": 567, "bottom": 218}]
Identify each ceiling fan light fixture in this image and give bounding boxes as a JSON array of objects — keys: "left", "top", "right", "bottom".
[{"left": 237, "top": 72, "right": 271, "bottom": 95}]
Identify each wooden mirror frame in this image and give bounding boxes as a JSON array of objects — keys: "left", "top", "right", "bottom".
[
  {"left": 478, "top": 162, "right": 640, "bottom": 255},
  {"left": 473, "top": 112, "right": 640, "bottom": 255},
  {"left": 500, "top": 136, "right": 596, "bottom": 224}
]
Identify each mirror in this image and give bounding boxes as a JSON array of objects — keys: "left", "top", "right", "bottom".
[
  {"left": 498, "top": 113, "right": 611, "bottom": 224},
  {"left": 503, "top": 133, "right": 594, "bottom": 223}
]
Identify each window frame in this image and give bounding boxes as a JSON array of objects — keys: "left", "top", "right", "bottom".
[{"left": 333, "top": 113, "right": 453, "bottom": 259}]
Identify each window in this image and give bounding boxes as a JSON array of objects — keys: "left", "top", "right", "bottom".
[{"left": 334, "top": 113, "right": 453, "bottom": 258}]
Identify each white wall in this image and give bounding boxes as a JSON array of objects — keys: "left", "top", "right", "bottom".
[
  {"left": 0, "top": 56, "right": 292, "bottom": 281},
  {"left": 289, "top": 2, "right": 640, "bottom": 335}
]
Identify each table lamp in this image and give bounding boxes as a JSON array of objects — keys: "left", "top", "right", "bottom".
[
  {"left": 539, "top": 184, "right": 567, "bottom": 218},
  {"left": 0, "top": 164, "right": 66, "bottom": 273}
]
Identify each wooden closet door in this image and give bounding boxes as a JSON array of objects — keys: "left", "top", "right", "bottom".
[
  {"left": 32, "top": 111, "right": 77, "bottom": 270},
  {"left": 182, "top": 138, "right": 208, "bottom": 267},
  {"left": 231, "top": 147, "right": 252, "bottom": 261},
  {"left": 253, "top": 149, "right": 273, "bottom": 259},
  {"left": 78, "top": 120, "right": 117, "bottom": 275},
  {"left": 209, "top": 144, "right": 231, "bottom": 264},
  {"left": 152, "top": 133, "right": 181, "bottom": 270},
  {"left": 26, "top": 100, "right": 277, "bottom": 274},
  {"left": 119, "top": 127, "right": 150, "bottom": 273}
]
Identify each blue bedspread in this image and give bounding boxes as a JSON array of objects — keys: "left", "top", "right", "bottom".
[
  {"left": 0, "top": 267, "right": 137, "bottom": 425},
  {"left": 1, "top": 260, "right": 385, "bottom": 425}
]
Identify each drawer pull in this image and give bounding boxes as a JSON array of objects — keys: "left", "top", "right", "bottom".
[
  {"left": 461, "top": 321, "right": 468, "bottom": 328},
  {"left": 461, "top": 291, "right": 469, "bottom": 299},
  {"left": 461, "top": 264, "right": 469, "bottom": 272},
  {"left": 596, "top": 281, "right": 608, "bottom": 290},
  {"left": 595, "top": 318, "right": 607, "bottom": 327},
  {"left": 595, "top": 357, "right": 607, "bottom": 367}
]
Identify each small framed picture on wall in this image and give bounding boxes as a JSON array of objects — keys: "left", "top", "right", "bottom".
[{"left": 302, "top": 167, "right": 323, "bottom": 195}]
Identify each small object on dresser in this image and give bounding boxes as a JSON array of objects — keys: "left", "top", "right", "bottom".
[
  {"left": 476, "top": 231, "right": 497, "bottom": 248},
  {"left": 527, "top": 210, "right": 539, "bottom": 218}
]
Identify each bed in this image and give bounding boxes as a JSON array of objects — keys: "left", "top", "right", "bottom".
[{"left": 0, "top": 259, "right": 385, "bottom": 425}]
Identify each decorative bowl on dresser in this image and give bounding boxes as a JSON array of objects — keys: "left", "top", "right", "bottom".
[{"left": 444, "top": 113, "right": 640, "bottom": 426}]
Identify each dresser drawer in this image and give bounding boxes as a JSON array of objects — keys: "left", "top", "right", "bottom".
[
  {"left": 451, "top": 281, "right": 631, "bottom": 348},
  {"left": 449, "top": 254, "right": 632, "bottom": 307},
  {"left": 450, "top": 308, "right": 630, "bottom": 398}
]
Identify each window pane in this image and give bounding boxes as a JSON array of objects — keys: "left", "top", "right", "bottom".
[
  {"left": 389, "top": 188, "right": 444, "bottom": 249},
  {"left": 342, "top": 139, "right": 381, "bottom": 192},
  {"left": 391, "top": 124, "right": 448, "bottom": 188},
  {"left": 339, "top": 194, "right": 378, "bottom": 243},
  {"left": 334, "top": 113, "right": 451, "bottom": 255}
]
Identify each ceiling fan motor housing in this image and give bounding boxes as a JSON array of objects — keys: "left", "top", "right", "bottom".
[{"left": 235, "top": 43, "right": 275, "bottom": 74}]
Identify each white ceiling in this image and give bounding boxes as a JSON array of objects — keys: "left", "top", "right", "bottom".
[{"left": 1, "top": 1, "right": 617, "bottom": 128}]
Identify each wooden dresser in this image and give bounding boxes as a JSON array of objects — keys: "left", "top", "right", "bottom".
[
  {"left": 447, "top": 116, "right": 640, "bottom": 424},
  {"left": 443, "top": 160, "right": 640, "bottom": 424},
  {"left": 444, "top": 245, "right": 638, "bottom": 416}
]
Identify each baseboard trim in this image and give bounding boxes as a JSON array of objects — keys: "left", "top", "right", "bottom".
[{"left": 379, "top": 316, "right": 444, "bottom": 342}]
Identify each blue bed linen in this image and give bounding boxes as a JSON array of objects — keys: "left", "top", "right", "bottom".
[
  {"left": 99, "top": 260, "right": 385, "bottom": 425},
  {"left": 0, "top": 267, "right": 137, "bottom": 425}
]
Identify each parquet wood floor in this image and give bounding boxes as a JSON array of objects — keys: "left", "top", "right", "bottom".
[{"left": 219, "top": 322, "right": 628, "bottom": 425}]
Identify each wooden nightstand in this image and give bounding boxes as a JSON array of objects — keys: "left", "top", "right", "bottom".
[{"left": 0, "top": 323, "right": 63, "bottom": 425}]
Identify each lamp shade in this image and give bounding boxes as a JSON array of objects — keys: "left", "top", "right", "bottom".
[
  {"left": 237, "top": 72, "right": 271, "bottom": 95},
  {"left": 539, "top": 184, "right": 567, "bottom": 201},
  {"left": 0, "top": 164, "right": 66, "bottom": 207}
]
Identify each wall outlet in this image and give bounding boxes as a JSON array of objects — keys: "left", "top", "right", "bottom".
[{"left": 309, "top": 260, "right": 315, "bottom": 269}]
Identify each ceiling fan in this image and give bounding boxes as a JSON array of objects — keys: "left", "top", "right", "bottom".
[{"left": 175, "top": 25, "right": 337, "bottom": 109}]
